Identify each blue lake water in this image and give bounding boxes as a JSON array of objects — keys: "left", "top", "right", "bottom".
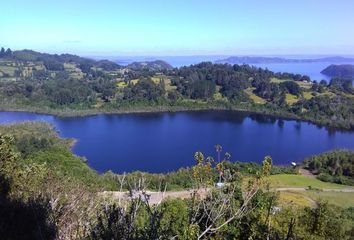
[{"left": 1, "top": 111, "right": 353, "bottom": 173}]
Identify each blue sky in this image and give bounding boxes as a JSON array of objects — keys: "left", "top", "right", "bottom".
[{"left": 1, "top": 0, "right": 354, "bottom": 56}]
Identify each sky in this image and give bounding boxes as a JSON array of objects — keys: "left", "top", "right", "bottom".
[{"left": 1, "top": 0, "right": 354, "bottom": 56}]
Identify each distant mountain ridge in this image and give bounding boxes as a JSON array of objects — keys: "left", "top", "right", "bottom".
[
  {"left": 216, "top": 56, "right": 354, "bottom": 64},
  {"left": 0, "top": 48, "right": 122, "bottom": 72},
  {"left": 321, "top": 64, "right": 354, "bottom": 78}
]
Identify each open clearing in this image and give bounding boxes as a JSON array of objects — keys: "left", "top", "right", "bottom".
[
  {"left": 285, "top": 93, "right": 299, "bottom": 105},
  {"left": 270, "top": 78, "right": 313, "bottom": 89},
  {"left": 244, "top": 87, "right": 266, "bottom": 104},
  {"left": 117, "top": 75, "right": 177, "bottom": 91},
  {"left": 268, "top": 174, "right": 348, "bottom": 189},
  {"left": 0, "top": 65, "right": 16, "bottom": 76}
]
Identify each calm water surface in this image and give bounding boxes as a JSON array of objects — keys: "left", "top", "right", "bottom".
[{"left": 0, "top": 111, "right": 353, "bottom": 173}]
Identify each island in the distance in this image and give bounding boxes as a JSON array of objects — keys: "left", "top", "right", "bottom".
[
  {"left": 216, "top": 56, "right": 354, "bottom": 64},
  {"left": 321, "top": 64, "right": 354, "bottom": 78}
]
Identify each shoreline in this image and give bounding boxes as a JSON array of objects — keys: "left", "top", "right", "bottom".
[
  {"left": 2, "top": 102, "right": 354, "bottom": 133},
  {"left": 0, "top": 104, "right": 352, "bottom": 132}
]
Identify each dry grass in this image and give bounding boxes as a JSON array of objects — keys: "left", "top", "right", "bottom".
[
  {"left": 300, "top": 191, "right": 354, "bottom": 208},
  {"left": 278, "top": 191, "right": 314, "bottom": 207},
  {"left": 270, "top": 78, "right": 313, "bottom": 89},
  {"left": 0, "top": 65, "right": 17, "bottom": 76},
  {"left": 303, "top": 91, "right": 314, "bottom": 100},
  {"left": 285, "top": 94, "right": 299, "bottom": 105},
  {"left": 117, "top": 76, "right": 178, "bottom": 92},
  {"left": 244, "top": 88, "right": 266, "bottom": 104}
]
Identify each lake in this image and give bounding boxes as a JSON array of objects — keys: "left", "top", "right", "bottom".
[{"left": 1, "top": 111, "right": 354, "bottom": 173}]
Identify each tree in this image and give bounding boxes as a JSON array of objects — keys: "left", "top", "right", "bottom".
[
  {"left": 329, "top": 77, "right": 353, "bottom": 93},
  {"left": 302, "top": 201, "right": 346, "bottom": 239},
  {"left": 0, "top": 47, "right": 5, "bottom": 57},
  {"left": 280, "top": 81, "right": 302, "bottom": 96},
  {"left": 0, "top": 135, "right": 57, "bottom": 239},
  {"left": 188, "top": 80, "right": 216, "bottom": 100},
  {"left": 167, "top": 91, "right": 178, "bottom": 104},
  {"left": 123, "top": 78, "right": 165, "bottom": 102},
  {"left": 5, "top": 48, "right": 12, "bottom": 56}
]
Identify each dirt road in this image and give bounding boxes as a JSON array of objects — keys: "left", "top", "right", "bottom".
[{"left": 100, "top": 187, "right": 354, "bottom": 205}]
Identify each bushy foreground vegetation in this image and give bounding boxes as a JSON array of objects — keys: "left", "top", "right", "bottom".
[
  {"left": 0, "top": 122, "right": 354, "bottom": 239},
  {"left": 1, "top": 48, "right": 353, "bottom": 129},
  {"left": 304, "top": 150, "right": 354, "bottom": 186}
]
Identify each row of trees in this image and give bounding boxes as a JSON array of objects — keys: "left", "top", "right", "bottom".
[
  {"left": 120, "top": 78, "right": 165, "bottom": 102},
  {"left": 304, "top": 150, "right": 354, "bottom": 185},
  {"left": 0, "top": 47, "right": 12, "bottom": 57},
  {"left": 172, "top": 62, "right": 308, "bottom": 102},
  {"left": 329, "top": 77, "right": 353, "bottom": 93}
]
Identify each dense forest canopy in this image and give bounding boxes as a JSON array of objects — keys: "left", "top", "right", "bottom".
[{"left": 304, "top": 150, "right": 354, "bottom": 185}]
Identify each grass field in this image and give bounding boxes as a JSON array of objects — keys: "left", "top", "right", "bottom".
[
  {"left": 270, "top": 78, "right": 313, "bottom": 89},
  {"left": 117, "top": 76, "right": 178, "bottom": 92},
  {"left": 63, "top": 63, "right": 84, "bottom": 79},
  {"left": 151, "top": 76, "right": 177, "bottom": 91},
  {"left": 0, "top": 65, "right": 17, "bottom": 76},
  {"left": 0, "top": 61, "right": 46, "bottom": 78},
  {"left": 301, "top": 191, "right": 354, "bottom": 208},
  {"left": 244, "top": 88, "right": 266, "bottom": 104},
  {"left": 151, "top": 76, "right": 162, "bottom": 84},
  {"left": 278, "top": 190, "right": 354, "bottom": 208},
  {"left": 269, "top": 174, "right": 354, "bottom": 208},
  {"left": 164, "top": 79, "right": 177, "bottom": 91},
  {"left": 268, "top": 174, "right": 347, "bottom": 189},
  {"left": 285, "top": 94, "right": 299, "bottom": 105},
  {"left": 117, "top": 79, "right": 139, "bottom": 88},
  {"left": 278, "top": 191, "right": 314, "bottom": 207},
  {"left": 303, "top": 91, "right": 314, "bottom": 100},
  {"left": 212, "top": 86, "right": 228, "bottom": 102},
  {"left": 342, "top": 92, "right": 354, "bottom": 98}
]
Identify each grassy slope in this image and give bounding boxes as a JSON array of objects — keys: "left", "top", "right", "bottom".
[
  {"left": 277, "top": 191, "right": 354, "bottom": 208},
  {"left": 285, "top": 93, "right": 299, "bottom": 105},
  {"left": 0, "top": 121, "right": 118, "bottom": 191},
  {"left": 244, "top": 87, "right": 266, "bottom": 104},
  {"left": 269, "top": 174, "right": 354, "bottom": 208},
  {"left": 0, "top": 65, "right": 16, "bottom": 76},
  {"left": 270, "top": 78, "right": 313, "bottom": 89},
  {"left": 268, "top": 174, "right": 347, "bottom": 189}
]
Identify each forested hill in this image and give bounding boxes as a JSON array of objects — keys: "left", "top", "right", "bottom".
[
  {"left": 216, "top": 56, "right": 354, "bottom": 64},
  {"left": 0, "top": 48, "right": 353, "bottom": 129},
  {"left": 321, "top": 64, "right": 354, "bottom": 78},
  {"left": 127, "top": 60, "right": 173, "bottom": 71},
  {"left": 0, "top": 47, "right": 122, "bottom": 73}
]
